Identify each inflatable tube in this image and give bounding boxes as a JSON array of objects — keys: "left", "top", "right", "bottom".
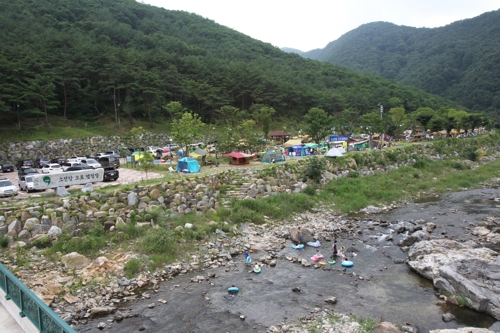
[
  {"left": 310, "top": 254, "right": 324, "bottom": 261},
  {"left": 341, "top": 261, "right": 354, "bottom": 267},
  {"left": 319, "top": 261, "right": 326, "bottom": 266},
  {"left": 292, "top": 244, "right": 304, "bottom": 249},
  {"left": 328, "top": 260, "right": 336, "bottom": 265},
  {"left": 228, "top": 287, "right": 239, "bottom": 294},
  {"left": 246, "top": 256, "right": 252, "bottom": 264},
  {"left": 306, "top": 240, "right": 321, "bottom": 247},
  {"left": 253, "top": 267, "right": 261, "bottom": 274}
]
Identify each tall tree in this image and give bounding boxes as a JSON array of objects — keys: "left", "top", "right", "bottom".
[
  {"left": 303, "top": 107, "right": 335, "bottom": 144},
  {"left": 251, "top": 104, "right": 276, "bottom": 139},
  {"left": 171, "top": 112, "right": 205, "bottom": 155}
]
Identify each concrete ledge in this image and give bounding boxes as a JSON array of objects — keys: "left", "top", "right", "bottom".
[{"left": 0, "top": 288, "right": 38, "bottom": 333}]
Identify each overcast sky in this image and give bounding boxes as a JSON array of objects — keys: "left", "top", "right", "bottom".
[{"left": 140, "top": 0, "right": 499, "bottom": 51}]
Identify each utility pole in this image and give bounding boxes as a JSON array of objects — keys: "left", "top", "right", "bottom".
[{"left": 378, "top": 104, "right": 384, "bottom": 149}]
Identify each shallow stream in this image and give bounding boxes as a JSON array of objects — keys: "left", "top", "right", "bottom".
[{"left": 78, "top": 188, "right": 500, "bottom": 333}]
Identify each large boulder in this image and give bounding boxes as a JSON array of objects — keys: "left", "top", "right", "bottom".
[
  {"left": 289, "top": 226, "right": 314, "bottom": 243},
  {"left": 127, "top": 192, "right": 138, "bottom": 206},
  {"left": 407, "top": 239, "right": 497, "bottom": 280},
  {"left": 439, "top": 259, "right": 500, "bottom": 319},
  {"left": 408, "top": 240, "right": 500, "bottom": 320},
  {"left": 371, "top": 322, "right": 401, "bottom": 333},
  {"left": 398, "top": 230, "right": 430, "bottom": 247},
  {"left": 61, "top": 252, "right": 90, "bottom": 270},
  {"left": 429, "top": 328, "right": 496, "bottom": 333}
]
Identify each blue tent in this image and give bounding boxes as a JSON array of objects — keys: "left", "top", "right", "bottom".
[
  {"left": 176, "top": 157, "right": 200, "bottom": 173},
  {"left": 260, "top": 150, "right": 286, "bottom": 163},
  {"left": 287, "top": 145, "right": 306, "bottom": 157}
]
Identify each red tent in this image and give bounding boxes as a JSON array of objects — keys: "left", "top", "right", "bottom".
[{"left": 226, "top": 152, "right": 250, "bottom": 165}]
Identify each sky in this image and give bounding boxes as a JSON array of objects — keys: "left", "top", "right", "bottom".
[{"left": 139, "top": 0, "right": 500, "bottom": 52}]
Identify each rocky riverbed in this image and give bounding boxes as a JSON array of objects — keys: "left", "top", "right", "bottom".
[{"left": 62, "top": 184, "right": 500, "bottom": 333}]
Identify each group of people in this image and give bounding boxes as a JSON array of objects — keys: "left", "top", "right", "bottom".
[{"left": 297, "top": 227, "right": 353, "bottom": 263}]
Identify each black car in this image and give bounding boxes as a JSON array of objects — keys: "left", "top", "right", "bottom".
[
  {"left": 65, "top": 165, "right": 94, "bottom": 172},
  {"left": 16, "top": 159, "right": 34, "bottom": 169},
  {"left": 34, "top": 157, "right": 50, "bottom": 168},
  {"left": 50, "top": 157, "right": 66, "bottom": 165},
  {"left": 103, "top": 166, "right": 119, "bottom": 181},
  {"left": 0, "top": 162, "right": 14, "bottom": 173},
  {"left": 98, "top": 156, "right": 120, "bottom": 169},
  {"left": 18, "top": 166, "right": 38, "bottom": 176}
]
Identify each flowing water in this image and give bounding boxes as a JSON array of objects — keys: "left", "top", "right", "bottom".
[{"left": 77, "top": 188, "right": 500, "bottom": 333}]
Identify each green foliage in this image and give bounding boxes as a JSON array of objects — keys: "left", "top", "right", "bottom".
[
  {"left": 0, "top": 0, "right": 463, "bottom": 132},
  {"left": 230, "top": 193, "right": 316, "bottom": 224},
  {"left": 302, "top": 185, "right": 318, "bottom": 196},
  {"left": 304, "top": 14, "right": 500, "bottom": 113},
  {"left": 130, "top": 126, "right": 151, "bottom": 136},
  {"left": 0, "top": 235, "right": 9, "bottom": 248},
  {"left": 456, "top": 294, "right": 468, "bottom": 307},
  {"left": 124, "top": 259, "right": 142, "bottom": 278},
  {"left": 303, "top": 157, "right": 327, "bottom": 183},
  {"left": 138, "top": 228, "right": 177, "bottom": 256},
  {"left": 32, "top": 236, "right": 52, "bottom": 248},
  {"left": 464, "top": 146, "right": 479, "bottom": 161},
  {"left": 303, "top": 107, "right": 335, "bottom": 144}
]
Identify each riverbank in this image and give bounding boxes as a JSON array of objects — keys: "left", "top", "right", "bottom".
[{"left": 1, "top": 135, "right": 500, "bottom": 332}]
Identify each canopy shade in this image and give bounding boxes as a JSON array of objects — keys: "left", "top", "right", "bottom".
[{"left": 226, "top": 152, "right": 246, "bottom": 158}]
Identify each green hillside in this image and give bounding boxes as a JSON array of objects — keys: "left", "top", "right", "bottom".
[
  {"left": 300, "top": 10, "right": 500, "bottom": 115},
  {"left": 0, "top": 0, "right": 461, "bottom": 133}
]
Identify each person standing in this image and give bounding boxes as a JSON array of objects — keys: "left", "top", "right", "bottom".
[
  {"left": 332, "top": 240, "right": 338, "bottom": 258},
  {"left": 297, "top": 227, "right": 303, "bottom": 244}
]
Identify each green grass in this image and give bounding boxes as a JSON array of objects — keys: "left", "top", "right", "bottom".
[
  {"left": 230, "top": 192, "right": 317, "bottom": 224},
  {"left": 319, "top": 157, "right": 500, "bottom": 213},
  {"left": 123, "top": 259, "right": 142, "bottom": 278}
]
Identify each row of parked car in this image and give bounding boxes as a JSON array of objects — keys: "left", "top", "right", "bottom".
[{"left": 0, "top": 153, "right": 121, "bottom": 197}]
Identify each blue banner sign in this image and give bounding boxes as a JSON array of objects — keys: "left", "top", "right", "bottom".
[{"left": 329, "top": 135, "right": 349, "bottom": 142}]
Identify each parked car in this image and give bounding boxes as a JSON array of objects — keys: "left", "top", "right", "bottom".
[
  {"left": 18, "top": 175, "right": 41, "bottom": 193},
  {"left": 0, "top": 178, "right": 18, "bottom": 197},
  {"left": 104, "top": 150, "right": 121, "bottom": 158},
  {"left": 34, "top": 157, "right": 50, "bottom": 169},
  {"left": 65, "top": 165, "right": 94, "bottom": 172},
  {"left": 50, "top": 157, "right": 66, "bottom": 165},
  {"left": 41, "top": 163, "right": 63, "bottom": 174},
  {"left": 98, "top": 156, "right": 120, "bottom": 169},
  {"left": 18, "top": 167, "right": 38, "bottom": 176},
  {"left": 62, "top": 162, "right": 82, "bottom": 171},
  {"left": 16, "top": 159, "right": 34, "bottom": 169},
  {"left": 81, "top": 159, "right": 102, "bottom": 169},
  {"left": 103, "top": 166, "right": 119, "bottom": 181},
  {"left": 0, "top": 162, "right": 15, "bottom": 173}
]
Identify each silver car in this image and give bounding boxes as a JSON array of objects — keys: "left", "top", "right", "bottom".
[
  {"left": 18, "top": 175, "right": 37, "bottom": 193},
  {"left": 0, "top": 178, "right": 18, "bottom": 197}
]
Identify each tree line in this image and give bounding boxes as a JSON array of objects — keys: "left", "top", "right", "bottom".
[{"left": 0, "top": 0, "right": 465, "bottom": 134}]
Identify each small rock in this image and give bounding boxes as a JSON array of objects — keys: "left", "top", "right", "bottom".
[
  {"left": 442, "top": 312, "right": 455, "bottom": 322},
  {"left": 147, "top": 303, "right": 155, "bottom": 308}
]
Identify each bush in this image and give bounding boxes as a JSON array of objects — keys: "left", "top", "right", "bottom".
[
  {"left": 32, "top": 236, "right": 52, "bottom": 248},
  {"left": 302, "top": 185, "right": 317, "bottom": 196},
  {"left": 124, "top": 258, "right": 142, "bottom": 278},
  {"left": 0, "top": 235, "right": 9, "bottom": 248},
  {"left": 303, "top": 157, "right": 326, "bottom": 183},
  {"left": 464, "top": 146, "right": 479, "bottom": 161}
]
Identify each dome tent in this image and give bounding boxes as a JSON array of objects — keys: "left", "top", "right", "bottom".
[
  {"left": 260, "top": 150, "right": 286, "bottom": 163},
  {"left": 176, "top": 157, "right": 200, "bottom": 173}
]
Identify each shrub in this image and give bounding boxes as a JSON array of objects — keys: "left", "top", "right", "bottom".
[
  {"left": 0, "top": 235, "right": 9, "bottom": 248},
  {"left": 124, "top": 258, "right": 142, "bottom": 278},
  {"left": 464, "top": 146, "right": 479, "bottom": 161},
  {"left": 302, "top": 185, "right": 317, "bottom": 196},
  {"left": 303, "top": 157, "right": 326, "bottom": 183},
  {"left": 32, "top": 236, "right": 52, "bottom": 248}
]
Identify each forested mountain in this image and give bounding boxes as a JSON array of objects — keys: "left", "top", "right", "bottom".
[
  {"left": 297, "top": 10, "right": 500, "bottom": 115},
  {"left": 0, "top": 0, "right": 461, "bottom": 130}
]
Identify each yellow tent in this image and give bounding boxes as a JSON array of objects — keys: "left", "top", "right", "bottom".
[{"left": 284, "top": 139, "right": 303, "bottom": 147}]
